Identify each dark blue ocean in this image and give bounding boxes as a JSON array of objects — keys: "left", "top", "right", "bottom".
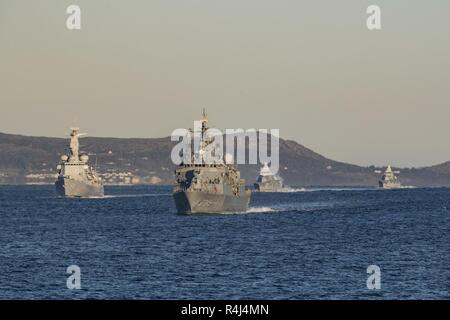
[{"left": 0, "top": 185, "right": 448, "bottom": 299}]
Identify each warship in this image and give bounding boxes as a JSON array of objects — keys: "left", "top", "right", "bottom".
[
  {"left": 173, "top": 111, "right": 251, "bottom": 214},
  {"left": 379, "top": 165, "right": 401, "bottom": 189},
  {"left": 55, "top": 128, "right": 104, "bottom": 197},
  {"left": 254, "top": 162, "right": 283, "bottom": 192}
]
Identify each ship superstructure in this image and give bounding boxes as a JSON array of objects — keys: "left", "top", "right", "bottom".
[
  {"left": 173, "top": 111, "right": 251, "bottom": 214},
  {"left": 254, "top": 162, "right": 283, "bottom": 192},
  {"left": 379, "top": 165, "right": 401, "bottom": 189},
  {"left": 55, "top": 127, "right": 104, "bottom": 197}
]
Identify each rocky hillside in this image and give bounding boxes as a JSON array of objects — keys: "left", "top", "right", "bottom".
[{"left": 1, "top": 131, "right": 449, "bottom": 187}]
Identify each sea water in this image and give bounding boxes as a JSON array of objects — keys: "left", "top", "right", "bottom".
[{"left": 0, "top": 185, "right": 448, "bottom": 299}]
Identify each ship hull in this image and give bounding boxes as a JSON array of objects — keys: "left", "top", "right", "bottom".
[
  {"left": 254, "top": 181, "right": 283, "bottom": 192},
  {"left": 379, "top": 181, "right": 401, "bottom": 189},
  {"left": 173, "top": 190, "right": 251, "bottom": 214},
  {"left": 55, "top": 177, "right": 104, "bottom": 198}
]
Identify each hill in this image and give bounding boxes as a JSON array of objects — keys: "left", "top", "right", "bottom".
[{"left": 1, "top": 132, "right": 449, "bottom": 186}]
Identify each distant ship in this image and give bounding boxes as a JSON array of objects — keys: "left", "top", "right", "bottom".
[
  {"left": 254, "top": 162, "right": 283, "bottom": 192},
  {"left": 55, "top": 128, "right": 104, "bottom": 197},
  {"left": 379, "top": 165, "right": 401, "bottom": 189},
  {"left": 173, "top": 111, "right": 251, "bottom": 214}
]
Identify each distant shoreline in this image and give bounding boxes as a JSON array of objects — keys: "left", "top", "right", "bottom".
[{"left": 2, "top": 132, "right": 450, "bottom": 187}]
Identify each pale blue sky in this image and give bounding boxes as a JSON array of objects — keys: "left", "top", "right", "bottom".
[{"left": 1, "top": 0, "right": 449, "bottom": 167}]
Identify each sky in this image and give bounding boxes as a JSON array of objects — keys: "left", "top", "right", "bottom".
[{"left": 1, "top": 0, "right": 449, "bottom": 167}]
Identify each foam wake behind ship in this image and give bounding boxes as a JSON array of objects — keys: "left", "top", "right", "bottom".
[
  {"left": 55, "top": 127, "right": 104, "bottom": 197},
  {"left": 173, "top": 111, "right": 251, "bottom": 214}
]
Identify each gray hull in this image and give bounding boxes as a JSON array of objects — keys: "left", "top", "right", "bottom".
[
  {"left": 254, "top": 181, "right": 283, "bottom": 192},
  {"left": 173, "top": 190, "right": 251, "bottom": 214},
  {"left": 55, "top": 177, "right": 104, "bottom": 198},
  {"left": 379, "top": 181, "right": 401, "bottom": 189}
]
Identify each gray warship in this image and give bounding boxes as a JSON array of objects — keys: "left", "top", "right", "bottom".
[
  {"left": 55, "top": 127, "right": 104, "bottom": 197},
  {"left": 173, "top": 111, "right": 251, "bottom": 214},
  {"left": 379, "top": 165, "right": 401, "bottom": 189},
  {"left": 254, "top": 162, "right": 283, "bottom": 192}
]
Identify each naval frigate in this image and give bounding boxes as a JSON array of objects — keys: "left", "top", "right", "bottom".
[
  {"left": 379, "top": 165, "right": 401, "bottom": 189},
  {"left": 55, "top": 128, "right": 104, "bottom": 197},
  {"left": 254, "top": 162, "right": 283, "bottom": 192},
  {"left": 173, "top": 111, "right": 251, "bottom": 214}
]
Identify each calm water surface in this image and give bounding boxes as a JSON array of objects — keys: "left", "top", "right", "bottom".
[{"left": 0, "top": 185, "right": 448, "bottom": 299}]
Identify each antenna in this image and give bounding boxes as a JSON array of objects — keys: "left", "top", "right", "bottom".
[{"left": 202, "top": 108, "right": 208, "bottom": 122}]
